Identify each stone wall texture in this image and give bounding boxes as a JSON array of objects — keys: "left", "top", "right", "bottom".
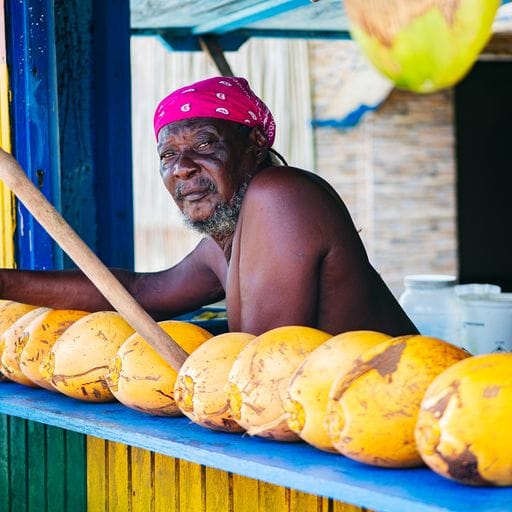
[{"left": 308, "top": 40, "right": 457, "bottom": 296}]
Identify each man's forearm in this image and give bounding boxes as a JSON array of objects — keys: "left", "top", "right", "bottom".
[{"left": 0, "top": 268, "right": 135, "bottom": 312}]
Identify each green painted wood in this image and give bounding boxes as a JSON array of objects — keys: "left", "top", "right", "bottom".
[
  {"left": 0, "top": 413, "right": 9, "bottom": 510},
  {"left": 0, "top": 414, "right": 86, "bottom": 512},
  {"left": 66, "top": 430, "right": 87, "bottom": 512},
  {"left": 27, "top": 420, "right": 47, "bottom": 512},
  {"left": 10, "top": 416, "right": 28, "bottom": 512},
  {"left": 46, "top": 424, "right": 67, "bottom": 512}
]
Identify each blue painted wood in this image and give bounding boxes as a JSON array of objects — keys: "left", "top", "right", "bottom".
[
  {"left": 55, "top": 0, "right": 98, "bottom": 268},
  {"left": 131, "top": 29, "right": 349, "bottom": 52},
  {"left": 0, "top": 384, "right": 511, "bottom": 512},
  {"left": 91, "top": 0, "right": 134, "bottom": 269},
  {"left": 193, "top": 0, "right": 311, "bottom": 35},
  {"left": 5, "top": 0, "right": 63, "bottom": 270}
]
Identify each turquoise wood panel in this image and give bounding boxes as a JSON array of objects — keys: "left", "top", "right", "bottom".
[{"left": 1, "top": 383, "right": 511, "bottom": 512}]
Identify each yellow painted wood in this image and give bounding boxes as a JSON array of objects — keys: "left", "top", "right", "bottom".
[
  {"left": 86, "top": 439, "right": 372, "bottom": 512},
  {"left": 131, "top": 446, "right": 154, "bottom": 512},
  {"left": 0, "top": 2, "right": 15, "bottom": 269},
  {"left": 179, "top": 459, "right": 205, "bottom": 512},
  {"left": 154, "top": 452, "right": 177, "bottom": 512},
  {"left": 259, "top": 480, "right": 288, "bottom": 511},
  {"left": 232, "top": 472, "right": 259, "bottom": 512},
  {"left": 107, "top": 441, "right": 130, "bottom": 512},
  {"left": 289, "top": 488, "right": 324, "bottom": 512},
  {"left": 87, "top": 436, "right": 108, "bottom": 512},
  {"left": 332, "top": 500, "right": 370, "bottom": 512},
  {"left": 205, "top": 466, "right": 231, "bottom": 512}
]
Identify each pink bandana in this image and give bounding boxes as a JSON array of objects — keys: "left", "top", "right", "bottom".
[{"left": 153, "top": 76, "right": 276, "bottom": 146}]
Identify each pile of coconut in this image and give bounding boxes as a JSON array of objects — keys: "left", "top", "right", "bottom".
[{"left": 0, "top": 299, "right": 511, "bottom": 488}]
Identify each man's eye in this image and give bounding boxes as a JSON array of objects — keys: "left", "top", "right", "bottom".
[{"left": 161, "top": 151, "right": 176, "bottom": 160}]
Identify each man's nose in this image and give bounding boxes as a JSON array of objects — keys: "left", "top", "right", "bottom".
[{"left": 173, "top": 151, "right": 199, "bottom": 179}]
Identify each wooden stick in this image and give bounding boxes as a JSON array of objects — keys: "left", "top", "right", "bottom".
[{"left": 0, "top": 148, "right": 188, "bottom": 370}]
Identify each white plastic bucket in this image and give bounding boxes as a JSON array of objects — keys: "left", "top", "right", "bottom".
[
  {"left": 455, "top": 283, "right": 501, "bottom": 297},
  {"left": 459, "top": 293, "right": 512, "bottom": 354}
]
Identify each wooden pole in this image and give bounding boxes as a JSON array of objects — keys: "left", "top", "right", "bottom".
[{"left": 0, "top": 148, "right": 188, "bottom": 370}]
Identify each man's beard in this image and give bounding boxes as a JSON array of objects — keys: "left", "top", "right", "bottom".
[{"left": 182, "top": 181, "right": 249, "bottom": 239}]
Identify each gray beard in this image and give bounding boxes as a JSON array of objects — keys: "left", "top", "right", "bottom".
[{"left": 183, "top": 181, "right": 249, "bottom": 239}]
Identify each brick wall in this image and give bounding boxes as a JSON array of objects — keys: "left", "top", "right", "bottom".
[{"left": 308, "top": 40, "right": 457, "bottom": 296}]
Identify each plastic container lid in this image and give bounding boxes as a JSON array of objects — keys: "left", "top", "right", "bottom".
[{"left": 403, "top": 274, "right": 457, "bottom": 289}]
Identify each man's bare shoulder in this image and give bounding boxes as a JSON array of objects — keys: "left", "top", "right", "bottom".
[
  {"left": 248, "top": 165, "right": 324, "bottom": 189},
  {"left": 244, "top": 166, "right": 347, "bottom": 221}
]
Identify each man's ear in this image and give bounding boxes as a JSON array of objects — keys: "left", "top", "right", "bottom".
[
  {"left": 248, "top": 126, "right": 270, "bottom": 164},
  {"left": 249, "top": 126, "right": 268, "bottom": 149}
]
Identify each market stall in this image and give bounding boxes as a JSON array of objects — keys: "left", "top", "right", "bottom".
[{"left": 1, "top": 1, "right": 511, "bottom": 511}]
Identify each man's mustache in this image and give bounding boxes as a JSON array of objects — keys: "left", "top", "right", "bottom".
[{"left": 174, "top": 178, "right": 217, "bottom": 200}]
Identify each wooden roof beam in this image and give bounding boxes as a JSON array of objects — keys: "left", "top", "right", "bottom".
[{"left": 198, "top": 35, "right": 234, "bottom": 76}]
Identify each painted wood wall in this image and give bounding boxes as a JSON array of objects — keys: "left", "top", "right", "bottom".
[
  {"left": 0, "top": 0, "right": 133, "bottom": 510},
  {"left": 0, "top": 0, "right": 14, "bottom": 268},
  {"left": 0, "top": 414, "right": 86, "bottom": 512},
  {"left": 86, "top": 436, "right": 367, "bottom": 512}
]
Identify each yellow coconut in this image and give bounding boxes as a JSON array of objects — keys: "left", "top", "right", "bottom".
[
  {"left": 107, "top": 320, "right": 212, "bottom": 416},
  {"left": 227, "top": 325, "right": 332, "bottom": 441},
  {"left": 0, "top": 301, "right": 40, "bottom": 381},
  {"left": 345, "top": 0, "right": 500, "bottom": 93},
  {"left": 174, "top": 332, "right": 256, "bottom": 431},
  {"left": 19, "top": 309, "right": 89, "bottom": 390},
  {"left": 0, "top": 302, "right": 39, "bottom": 354},
  {"left": 325, "top": 335, "right": 470, "bottom": 467},
  {"left": 49, "top": 311, "right": 135, "bottom": 401},
  {"left": 0, "top": 307, "right": 51, "bottom": 385},
  {"left": 283, "top": 330, "right": 392, "bottom": 452},
  {"left": 415, "top": 353, "right": 512, "bottom": 486}
]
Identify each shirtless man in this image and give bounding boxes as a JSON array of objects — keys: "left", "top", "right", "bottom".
[{"left": 0, "top": 76, "right": 416, "bottom": 336}]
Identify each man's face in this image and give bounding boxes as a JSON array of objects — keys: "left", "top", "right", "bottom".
[{"left": 157, "top": 118, "right": 254, "bottom": 237}]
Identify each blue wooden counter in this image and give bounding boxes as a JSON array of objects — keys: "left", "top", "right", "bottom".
[{"left": 0, "top": 382, "right": 511, "bottom": 512}]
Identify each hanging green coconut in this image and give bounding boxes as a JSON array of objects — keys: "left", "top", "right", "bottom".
[{"left": 344, "top": 0, "right": 500, "bottom": 93}]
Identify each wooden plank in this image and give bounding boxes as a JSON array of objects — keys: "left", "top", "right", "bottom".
[
  {"left": 198, "top": 35, "right": 234, "bottom": 77},
  {"left": 232, "top": 473, "right": 259, "bottom": 512},
  {"left": 0, "top": 0, "right": 15, "bottom": 269},
  {"left": 87, "top": 436, "right": 108, "bottom": 512},
  {"left": 6, "top": 0, "right": 63, "bottom": 270},
  {"left": 3, "top": 384, "right": 512, "bottom": 512},
  {"left": 0, "top": 414, "right": 10, "bottom": 511},
  {"left": 131, "top": 446, "right": 154, "bottom": 512},
  {"left": 9, "top": 416, "right": 27, "bottom": 511},
  {"left": 179, "top": 459, "right": 205, "bottom": 512},
  {"left": 154, "top": 453, "right": 177, "bottom": 512},
  {"left": 54, "top": 0, "right": 97, "bottom": 266},
  {"left": 205, "top": 466, "right": 231, "bottom": 512},
  {"left": 66, "top": 430, "right": 87, "bottom": 512},
  {"left": 289, "top": 488, "right": 324, "bottom": 512},
  {"left": 91, "top": 0, "right": 134, "bottom": 268},
  {"left": 259, "top": 481, "right": 288, "bottom": 512},
  {"left": 27, "top": 421, "right": 46, "bottom": 512},
  {"left": 46, "top": 424, "right": 66, "bottom": 512},
  {"left": 331, "top": 501, "right": 370, "bottom": 512},
  {"left": 192, "top": 0, "right": 311, "bottom": 35},
  {"left": 107, "top": 441, "right": 131, "bottom": 512}
]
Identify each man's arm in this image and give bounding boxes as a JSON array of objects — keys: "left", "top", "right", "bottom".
[{"left": 0, "top": 237, "right": 225, "bottom": 319}]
